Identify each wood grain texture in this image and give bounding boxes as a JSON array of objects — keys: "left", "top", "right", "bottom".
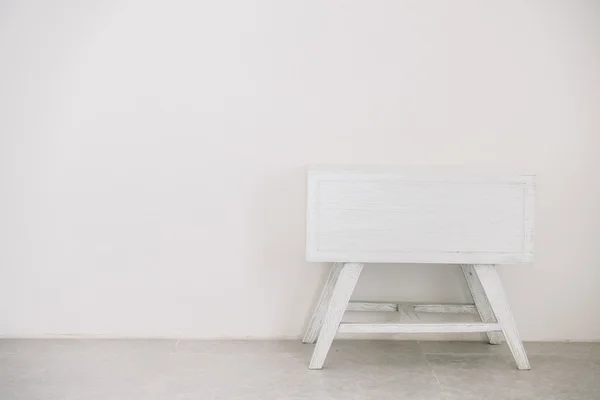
[
  {"left": 412, "top": 304, "right": 477, "bottom": 314},
  {"left": 461, "top": 264, "right": 504, "bottom": 344},
  {"left": 302, "top": 263, "right": 343, "bottom": 344},
  {"left": 306, "top": 167, "right": 535, "bottom": 264},
  {"left": 309, "top": 262, "right": 363, "bottom": 370},
  {"left": 346, "top": 302, "right": 398, "bottom": 312},
  {"left": 337, "top": 322, "right": 501, "bottom": 334},
  {"left": 474, "top": 264, "right": 530, "bottom": 370},
  {"left": 346, "top": 302, "right": 477, "bottom": 314},
  {"left": 397, "top": 304, "right": 419, "bottom": 320}
]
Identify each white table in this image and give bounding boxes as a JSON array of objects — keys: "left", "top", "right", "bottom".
[{"left": 302, "top": 166, "right": 535, "bottom": 370}]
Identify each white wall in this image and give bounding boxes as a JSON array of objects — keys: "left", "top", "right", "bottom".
[{"left": 1, "top": 0, "right": 599, "bottom": 341}]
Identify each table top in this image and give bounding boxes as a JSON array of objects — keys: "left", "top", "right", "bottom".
[{"left": 306, "top": 166, "right": 535, "bottom": 265}]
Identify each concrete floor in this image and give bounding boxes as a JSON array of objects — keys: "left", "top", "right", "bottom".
[{"left": 1, "top": 340, "right": 599, "bottom": 400}]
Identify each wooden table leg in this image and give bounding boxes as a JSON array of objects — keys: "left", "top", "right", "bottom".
[
  {"left": 461, "top": 264, "right": 504, "bottom": 345},
  {"left": 302, "top": 263, "right": 343, "bottom": 344},
  {"left": 309, "top": 262, "right": 363, "bottom": 370},
  {"left": 474, "top": 264, "right": 530, "bottom": 370}
]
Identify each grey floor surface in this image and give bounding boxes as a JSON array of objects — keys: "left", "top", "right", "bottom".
[{"left": 1, "top": 339, "right": 599, "bottom": 400}]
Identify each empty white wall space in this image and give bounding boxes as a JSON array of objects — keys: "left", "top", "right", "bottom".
[{"left": 1, "top": 0, "right": 599, "bottom": 340}]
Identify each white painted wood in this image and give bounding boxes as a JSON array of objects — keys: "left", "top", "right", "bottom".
[
  {"left": 474, "top": 264, "right": 530, "bottom": 370},
  {"left": 338, "top": 322, "right": 501, "bottom": 334},
  {"left": 302, "top": 263, "right": 343, "bottom": 344},
  {"left": 461, "top": 264, "right": 504, "bottom": 344},
  {"left": 309, "top": 262, "right": 363, "bottom": 370},
  {"left": 397, "top": 303, "right": 419, "bottom": 320},
  {"left": 346, "top": 302, "right": 477, "bottom": 314},
  {"left": 306, "top": 167, "right": 535, "bottom": 264},
  {"left": 346, "top": 302, "right": 398, "bottom": 312},
  {"left": 303, "top": 167, "right": 534, "bottom": 369},
  {"left": 412, "top": 304, "right": 477, "bottom": 314}
]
